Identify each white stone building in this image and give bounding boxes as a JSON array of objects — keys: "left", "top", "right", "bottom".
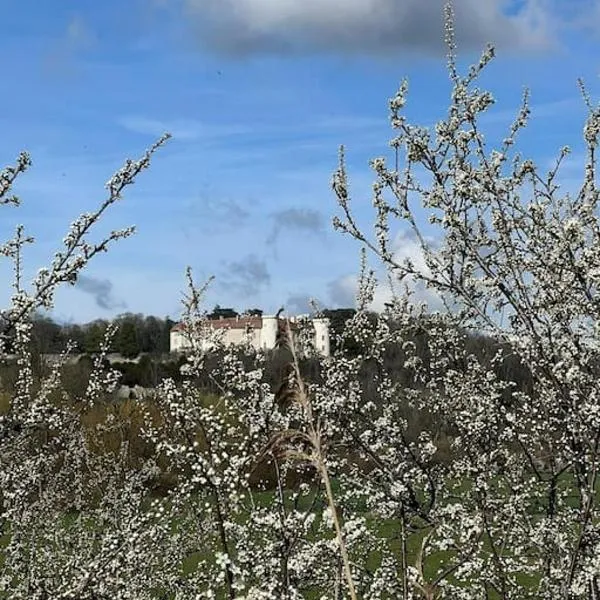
[{"left": 170, "top": 314, "right": 330, "bottom": 356}]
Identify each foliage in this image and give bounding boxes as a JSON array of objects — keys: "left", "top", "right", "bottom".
[
  {"left": 83, "top": 320, "right": 109, "bottom": 354},
  {"left": 115, "top": 320, "right": 140, "bottom": 359},
  {"left": 208, "top": 305, "right": 239, "bottom": 320}
]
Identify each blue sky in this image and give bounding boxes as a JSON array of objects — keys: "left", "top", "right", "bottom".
[{"left": 0, "top": 0, "right": 598, "bottom": 324}]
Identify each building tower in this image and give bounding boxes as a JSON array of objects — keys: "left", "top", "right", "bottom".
[
  {"left": 261, "top": 315, "right": 279, "bottom": 350},
  {"left": 312, "top": 317, "right": 330, "bottom": 357}
]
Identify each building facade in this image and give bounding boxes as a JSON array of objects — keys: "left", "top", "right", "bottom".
[{"left": 170, "top": 314, "right": 330, "bottom": 356}]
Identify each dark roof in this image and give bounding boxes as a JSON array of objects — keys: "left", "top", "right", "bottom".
[
  {"left": 171, "top": 316, "right": 262, "bottom": 332},
  {"left": 171, "top": 316, "right": 300, "bottom": 332}
]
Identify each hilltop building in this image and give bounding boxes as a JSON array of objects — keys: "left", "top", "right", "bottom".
[{"left": 170, "top": 314, "right": 330, "bottom": 356}]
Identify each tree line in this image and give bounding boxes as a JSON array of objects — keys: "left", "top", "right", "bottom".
[
  {"left": 1, "top": 305, "right": 536, "bottom": 403},
  {"left": 3, "top": 306, "right": 377, "bottom": 359}
]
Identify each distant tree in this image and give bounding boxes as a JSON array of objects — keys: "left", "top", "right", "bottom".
[
  {"left": 30, "top": 314, "right": 64, "bottom": 354},
  {"left": 83, "top": 320, "right": 108, "bottom": 353},
  {"left": 322, "top": 308, "right": 379, "bottom": 356},
  {"left": 323, "top": 308, "right": 356, "bottom": 336},
  {"left": 244, "top": 308, "right": 263, "bottom": 317},
  {"left": 208, "top": 305, "right": 238, "bottom": 320},
  {"left": 140, "top": 315, "right": 163, "bottom": 353},
  {"left": 62, "top": 323, "right": 85, "bottom": 353},
  {"left": 323, "top": 308, "right": 357, "bottom": 353},
  {"left": 115, "top": 320, "right": 140, "bottom": 358}
]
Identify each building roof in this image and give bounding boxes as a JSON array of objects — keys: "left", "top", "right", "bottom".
[
  {"left": 171, "top": 316, "right": 300, "bottom": 332},
  {"left": 171, "top": 316, "right": 261, "bottom": 332}
]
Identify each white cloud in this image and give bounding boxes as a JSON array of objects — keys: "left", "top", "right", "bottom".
[
  {"left": 119, "top": 112, "right": 388, "bottom": 142},
  {"left": 390, "top": 230, "right": 434, "bottom": 278},
  {"left": 44, "top": 15, "right": 96, "bottom": 79},
  {"left": 481, "top": 97, "right": 585, "bottom": 127},
  {"left": 169, "top": 0, "right": 555, "bottom": 56},
  {"left": 66, "top": 15, "right": 95, "bottom": 48},
  {"left": 327, "top": 272, "right": 394, "bottom": 311},
  {"left": 117, "top": 116, "right": 252, "bottom": 140},
  {"left": 328, "top": 230, "right": 445, "bottom": 312}
]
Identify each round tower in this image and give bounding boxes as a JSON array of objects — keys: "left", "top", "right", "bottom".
[
  {"left": 169, "top": 328, "right": 179, "bottom": 352},
  {"left": 261, "top": 315, "right": 279, "bottom": 351},
  {"left": 312, "top": 317, "right": 330, "bottom": 357},
  {"left": 170, "top": 325, "right": 189, "bottom": 353}
]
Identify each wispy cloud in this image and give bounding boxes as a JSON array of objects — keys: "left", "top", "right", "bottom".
[
  {"left": 481, "top": 97, "right": 585, "bottom": 126},
  {"left": 220, "top": 254, "right": 271, "bottom": 297},
  {"left": 66, "top": 15, "right": 95, "bottom": 47},
  {"left": 117, "top": 116, "right": 251, "bottom": 141},
  {"left": 179, "top": 189, "right": 252, "bottom": 239},
  {"left": 75, "top": 275, "right": 126, "bottom": 311},
  {"left": 119, "top": 112, "right": 388, "bottom": 145},
  {"left": 267, "top": 208, "right": 326, "bottom": 246},
  {"left": 44, "top": 15, "right": 96, "bottom": 79}
]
